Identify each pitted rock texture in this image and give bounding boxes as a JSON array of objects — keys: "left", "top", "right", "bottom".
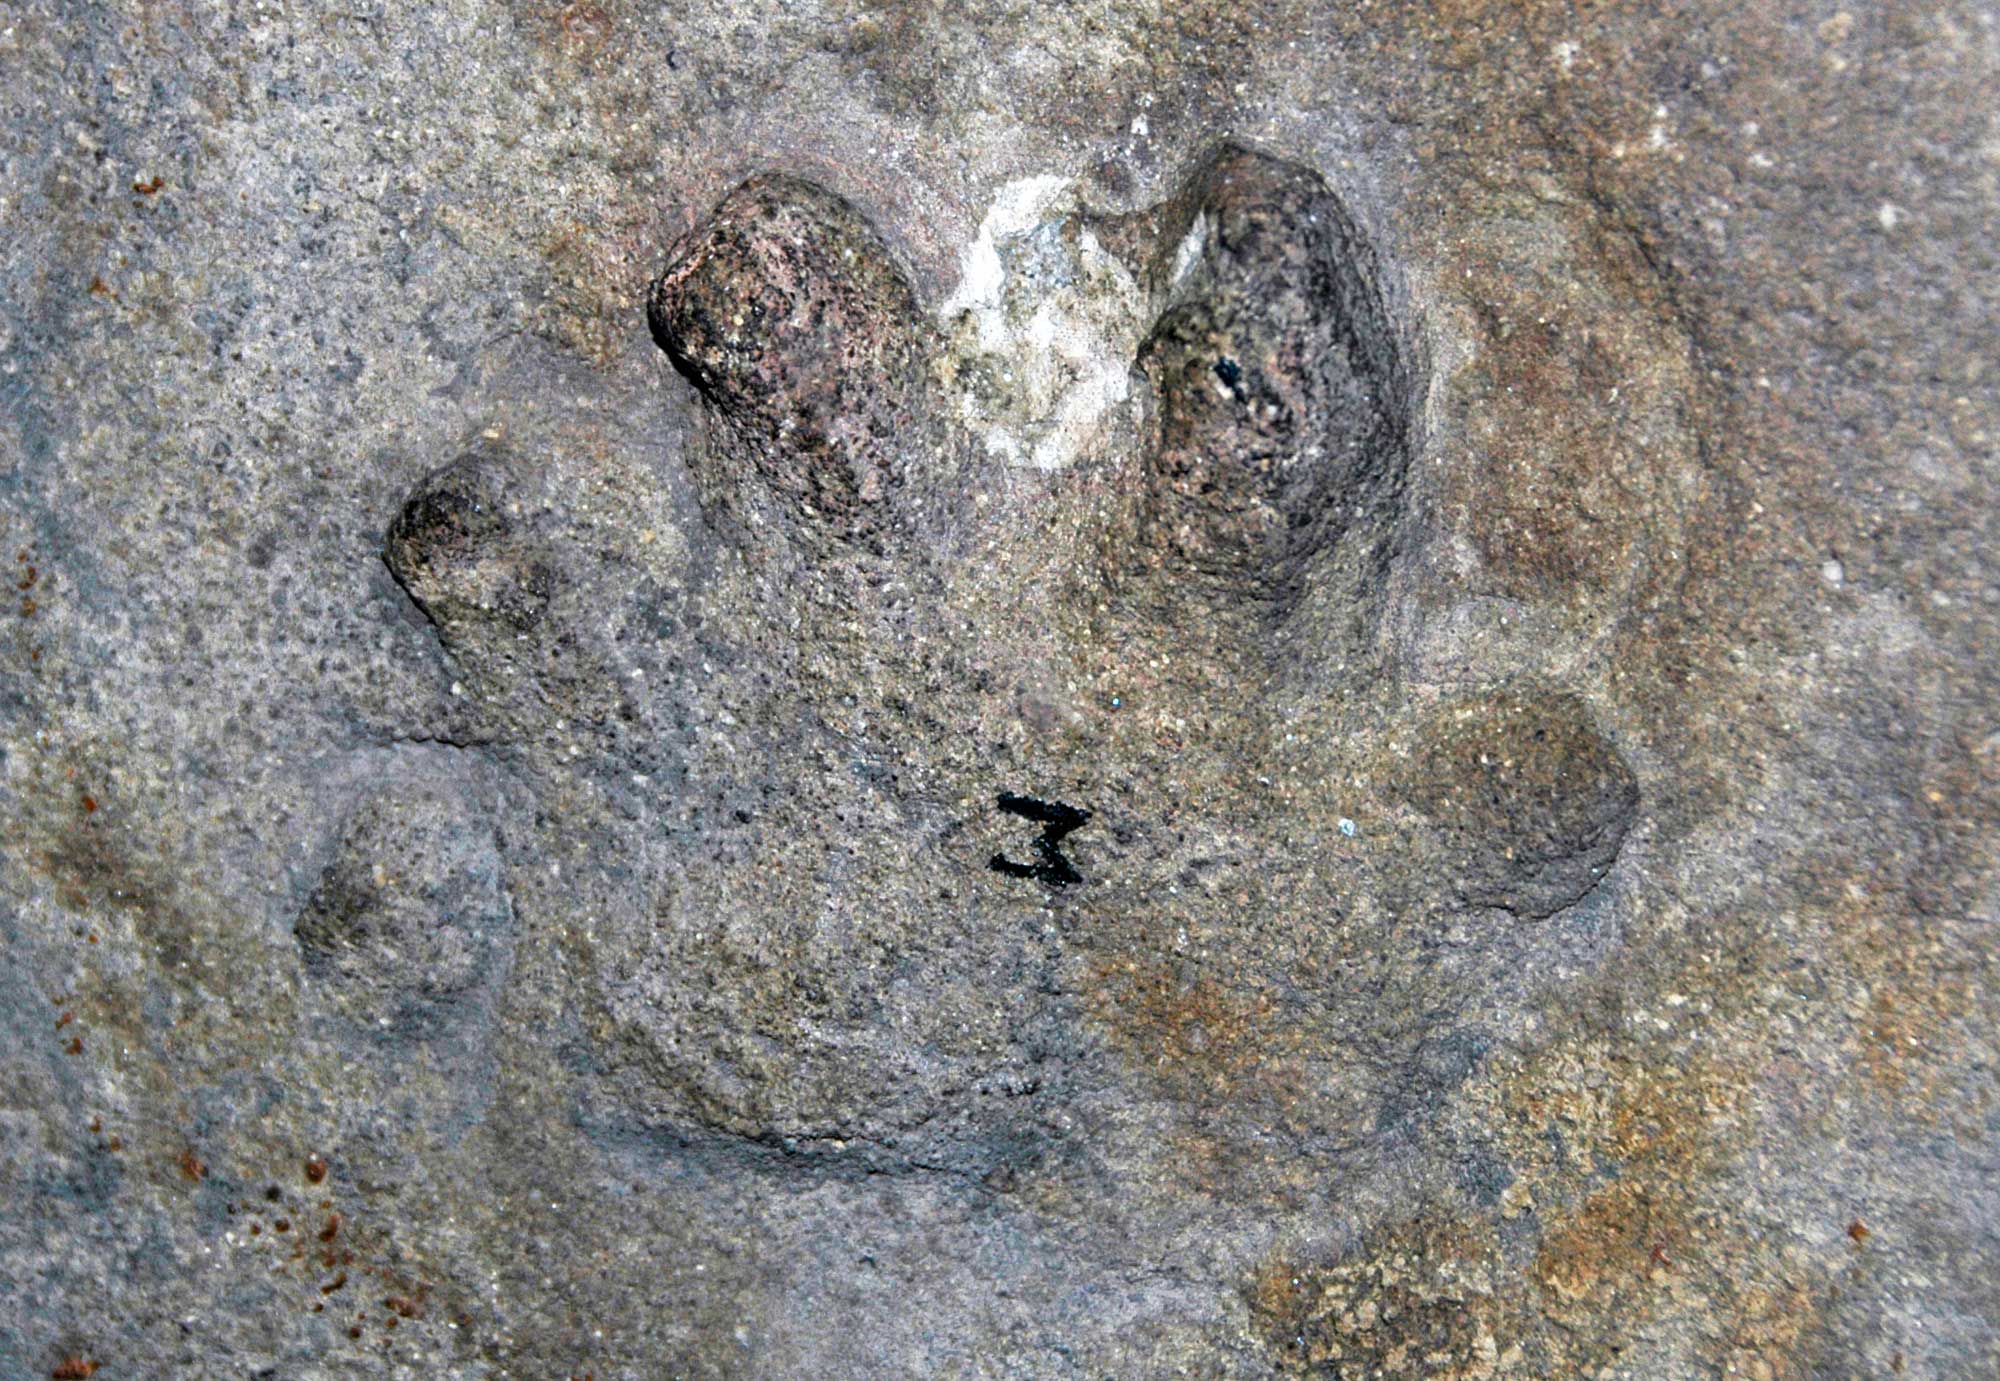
[{"left": 1, "top": 3, "right": 1995, "bottom": 1379}]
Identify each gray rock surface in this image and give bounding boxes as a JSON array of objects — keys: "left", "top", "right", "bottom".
[{"left": 0, "top": 1, "right": 1995, "bottom": 1376}]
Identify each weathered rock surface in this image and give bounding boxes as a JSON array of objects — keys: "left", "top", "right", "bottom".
[{"left": 0, "top": 2, "right": 1994, "bottom": 1377}]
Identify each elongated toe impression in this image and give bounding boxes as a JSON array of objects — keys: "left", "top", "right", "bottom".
[
  {"left": 1128, "top": 144, "right": 1409, "bottom": 609},
  {"left": 649, "top": 175, "right": 927, "bottom": 541}
]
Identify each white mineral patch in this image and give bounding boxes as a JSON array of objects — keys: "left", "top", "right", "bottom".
[
  {"left": 1169, "top": 212, "right": 1210, "bottom": 291},
  {"left": 938, "top": 176, "right": 1154, "bottom": 471},
  {"left": 939, "top": 174, "right": 1071, "bottom": 340}
]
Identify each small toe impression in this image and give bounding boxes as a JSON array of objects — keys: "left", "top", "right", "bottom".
[
  {"left": 648, "top": 174, "right": 927, "bottom": 539},
  {"left": 295, "top": 757, "right": 513, "bottom": 1034},
  {"left": 384, "top": 449, "right": 551, "bottom": 639},
  {"left": 1399, "top": 691, "right": 1638, "bottom": 919},
  {"left": 1129, "top": 143, "right": 1410, "bottom": 607}
]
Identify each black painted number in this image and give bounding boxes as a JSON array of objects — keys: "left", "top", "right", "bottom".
[{"left": 989, "top": 792, "right": 1091, "bottom": 888}]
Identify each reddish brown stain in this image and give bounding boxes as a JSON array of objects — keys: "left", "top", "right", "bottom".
[
  {"left": 1535, "top": 1173, "right": 1695, "bottom": 1313},
  {"left": 1087, "top": 956, "right": 1294, "bottom": 1107},
  {"left": 304, "top": 1153, "right": 328, "bottom": 1184},
  {"left": 132, "top": 176, "right": 164, "bottom": 195},
  {"left": 51, "top": 1358, "right": 98, "bottom": 1380},
  {"left": 558, "top": 1, "right": 610, "bottom": 44},
  {"left": 179, "top": 1147, "right": 206, "bottom": 1181}
]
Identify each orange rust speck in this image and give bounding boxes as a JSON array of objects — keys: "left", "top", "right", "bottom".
[
  {"left": 55, "top": 1011, "right": 73, "bottom": 1030},
  {"left": 180, "top": 1148, "right": 207, "bottom": 1181},
  {"left": 51, "top": 1358, "right": 98, "bottom": 1380},
  {"left": 133, "top": 176, "right": 164, "bottom": 194},
  {"left": 80, "top": 795, "right": 97, "bottom": 814},
  {"left": 559, "top": 2, "right": 610, "bottom": 41},
  {"left": 320, "top": 1212, "right": 341, "bottom": 1243},
  {"left": 305, "top": 1153, "right": 329, "bottom": 1184},
  {"left": 1848, "top": 1219, "right": 1870, "bottom": 1242},
  {"left": 322, "top": 1270, "right": 348, "bottom": 1295},
  {"left": 63, "top": 1036, "right": 83, "bottom": 1056}
]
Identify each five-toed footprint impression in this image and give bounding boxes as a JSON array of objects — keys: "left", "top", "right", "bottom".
[{"left": 355, "top": 141, "right": 1639, "bottom": 1184}]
